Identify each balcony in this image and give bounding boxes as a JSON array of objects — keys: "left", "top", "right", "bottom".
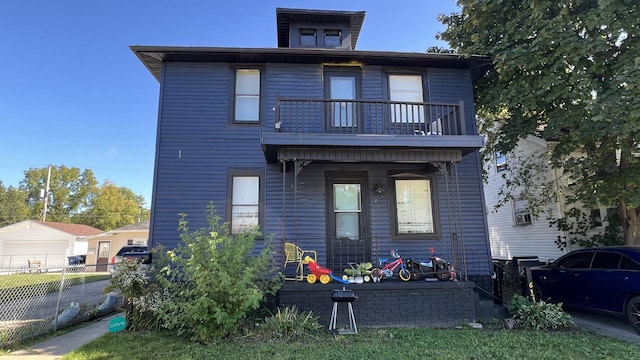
[{"left": 261, "top": 98, "right": 484, "bottom": 163}]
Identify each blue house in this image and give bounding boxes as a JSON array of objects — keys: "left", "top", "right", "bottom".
[{"left": 133, "top": 8, "right": 494, "bottom": 325}]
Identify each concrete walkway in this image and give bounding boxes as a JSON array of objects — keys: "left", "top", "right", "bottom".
[{"left": 1, "top": 313, "right": 122, "bottom": 359}]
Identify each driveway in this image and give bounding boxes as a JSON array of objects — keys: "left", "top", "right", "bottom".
[{"left": 569, "top": 308, "right": 640, "bottom": 345}]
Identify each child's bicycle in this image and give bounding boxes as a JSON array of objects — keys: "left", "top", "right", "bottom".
[{"left": 371, "top": 249, "right": 411, "bottom": 282}]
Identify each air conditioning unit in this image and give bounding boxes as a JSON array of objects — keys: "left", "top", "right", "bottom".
[{"left": 515, "top": 213, "right": 532, "bottom": 226}]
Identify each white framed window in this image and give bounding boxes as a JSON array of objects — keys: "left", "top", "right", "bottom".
[
  {"left": 234, "top": 69, "right": 261, "bottom": 122},
  {"left": 389, "top": 75, "right": 425, "bottom": 124},
  {"left": 496, "top": 152, "right": 507, "bottom": 172},
  {"left": 393, "top": 178, "right": 435, "bottom": 236},
  {"left": 230, "top": 175, "right": 260, "bottom": 234},
  {"left": 513, "top": 197, "right": 532, "bottom": 226}
]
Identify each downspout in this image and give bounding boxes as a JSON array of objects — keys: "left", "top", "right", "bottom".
[
  {"left": 282, "top": 159, "right": 286, "bottom": 242},
  {"left": 553, "top": 166, "right": 569, "bottom": 255}
]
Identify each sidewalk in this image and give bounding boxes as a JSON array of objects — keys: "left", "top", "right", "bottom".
[{"left": 1, "top": 313, "right": 123, "bottom": 359}]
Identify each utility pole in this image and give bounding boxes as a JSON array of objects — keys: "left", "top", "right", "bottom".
[{"left": 41, "top": 165, "right": 52, "bottom": 221}]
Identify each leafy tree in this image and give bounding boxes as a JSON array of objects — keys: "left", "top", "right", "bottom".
[
  {"left": 73, "top": 181, "right": 149, "bottom": 230},
  {"left": 0, "top": 181, "right": 29, "bottom": 227},
  {"left": 20, "top": 165, "right": 99, "bottom": 222},
  {"left": 439, "top": 1, "right": 640, "bottom": 245}
]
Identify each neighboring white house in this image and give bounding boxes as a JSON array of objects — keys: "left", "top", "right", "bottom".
[
  {"left": 0, "top": 220, "right": 103, "bottom": 269},
  {"left": 484, "top": 135, "right": 618, "bottom": 263},
  {"left": 484, "top": 135, "right": 569, "bottom": 263}
]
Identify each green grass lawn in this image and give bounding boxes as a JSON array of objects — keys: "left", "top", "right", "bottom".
[
  {"left": 0, "top": 272, "right": 112, "bottom": 290},
  {"left": 0, "top": 272, "right": 112, "bottom": 303},
  {"left": 63, "top": 327, "right": 640, "bottom": 360}
]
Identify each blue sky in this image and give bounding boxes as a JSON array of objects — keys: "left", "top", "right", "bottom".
[{"left": 0, "top": 0, "right": 459, "bottom": 206}]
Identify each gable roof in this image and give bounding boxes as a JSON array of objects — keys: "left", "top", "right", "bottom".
[{"left": 33, "top": 221, "right": 103, "bottom": 236}]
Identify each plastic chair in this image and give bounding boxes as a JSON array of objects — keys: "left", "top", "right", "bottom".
[{"left": 284, "top": 242, "right": 317, "bottom": 281}]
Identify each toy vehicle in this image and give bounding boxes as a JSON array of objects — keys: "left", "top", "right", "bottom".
[
  {"left": 306, "top": 257, "right": 348, "bottom": 284},
  {"left": 405, "top": 248, "right": 455, "bottom": 281}
]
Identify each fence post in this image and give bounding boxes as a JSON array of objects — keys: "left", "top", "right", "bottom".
[{"left": 53, "top": 266, "right": 67, "bottom": 331}]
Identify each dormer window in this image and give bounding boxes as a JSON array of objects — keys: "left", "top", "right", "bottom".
[
  {"left": 324, "top": 29, "right": 342, "bottom": 47},
  {"left": 299, "top": 29, "right": 317, "bottom": 46}
]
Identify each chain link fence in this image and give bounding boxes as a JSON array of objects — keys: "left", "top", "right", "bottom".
[{"left": 0, "top": 264, "right": 122, "bottom": 348}]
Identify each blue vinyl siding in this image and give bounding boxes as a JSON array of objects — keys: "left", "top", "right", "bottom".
[{"left": 149, "top": 61, "right": 491, "bottom": 276}]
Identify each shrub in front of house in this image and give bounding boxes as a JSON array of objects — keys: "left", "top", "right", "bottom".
[
  {"left": 507, "top": 294, "right": 576, "bottom": 331},
  {"left": 107, "top": 204, "right": 282, "bottom": 342}
]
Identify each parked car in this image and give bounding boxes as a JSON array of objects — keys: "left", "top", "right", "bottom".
[
  {"left": 110, "top": 245, "right": 151, "bottom": 275},
  {"left": 530, "top": 246, "right": 640, "bottom": 333},
  {"left": 67, "top": 255, "right": 86, "bottom": 265}
]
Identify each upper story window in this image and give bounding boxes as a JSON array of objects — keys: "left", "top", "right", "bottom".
[
  {"left": 495, "top": 152, "right": 507, "bottom": 172},
  {"left": 389, "top": 75, "right": 425, "bottom": 124},
  {"left": 234, "top": 69, "right": 261, "bottom": 123},
  {"left": 299, "top": 28, "right": 317, "bottom": 46},
  {"left": 324, "top": 29, "right": 342, "bottom": 47}
]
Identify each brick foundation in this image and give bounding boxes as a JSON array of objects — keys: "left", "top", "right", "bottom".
[{"left": 278, "top": 279, "right": 476, "bottom": 328}]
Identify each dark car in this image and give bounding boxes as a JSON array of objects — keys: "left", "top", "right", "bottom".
[
  {"left": 67, "top": 255, "right": 86, "bottom": 265},
  {"left": 530, "top": 246, "right": 640, "bottom": 333},
  {"left": 109, "top": 245, "right": 151, "bottom": 275}
]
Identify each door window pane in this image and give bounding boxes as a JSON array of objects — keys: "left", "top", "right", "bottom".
[
  {"left": 389, "top": 75, "right": 424, "bottom": 124},
  {"left": 395, "top": 179, "right": 433, "bottom": 233},
  {"left": 232, "top": 176, "right": 259, "bottom": 233},
  {"left": 330, "top": 76, "right": 356, "bottom": 127},
  {"left": 558, "top": 252, "right": 593, "bottom": 269},
  {"left": 591, "top": 252, "right": 621, "bottom": 269},
  {"left": 336, "top": 213, "right": 359, "bottom": 240},
  {"left": 334, "top": 184, "right": 361, "bottom": 241},
  {"left": 620, "top": 256, "right": 640, "bottom": 270},
  {"left": 334, "top": 184, "right": 361, "bottom": 211},
  {"left": 98, "top": 242, "right": 110, "bottom": 258},
  {"left": 235, "top": 69, "right": 260, "bottom": 122}
]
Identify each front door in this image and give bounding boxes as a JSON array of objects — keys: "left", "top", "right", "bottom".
[
  {"left": 96, "top": 241, "right": 110, "bottom": 272},
  {"left": 325, "top": 70, "right": 360, "bottom": 132},
  {"left": 326, "top": 172, "right": 370, "bottom": 272}
]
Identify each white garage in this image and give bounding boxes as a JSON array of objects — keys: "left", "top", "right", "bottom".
[{"left": 0, "top": 220, "right": 103, "bottom": 269}]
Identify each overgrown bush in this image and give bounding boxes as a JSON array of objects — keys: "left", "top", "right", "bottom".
[
  {"left": 508, "top": 294, "right": 576, "bottom": 331},
  {"left": 252, "top": 306, "right": 323, "bottom": 341},
  {"left": 105, "top": 246, "right": 171, "bottom": 331},
  {"left": 106, "top": 205, "right": 282, "bottom": 341},
  {"left": 159, "top": 205, "right": 281, "bottom": 343}
]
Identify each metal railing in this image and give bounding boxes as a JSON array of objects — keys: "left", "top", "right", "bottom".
[
  {"left": 0, "top": 264, "right": 120, "bottom": 348},
  {"left": 275, "top": 98, "right": 465, "bottom": 135}
]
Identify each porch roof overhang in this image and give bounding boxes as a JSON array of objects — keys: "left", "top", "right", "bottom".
[{"left": 261, "top": 132, "right": 484, "bottom": 163}]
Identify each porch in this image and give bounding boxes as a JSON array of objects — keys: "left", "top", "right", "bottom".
[{"left": 278, "top": 279, "right": 477, "bottom": 328}]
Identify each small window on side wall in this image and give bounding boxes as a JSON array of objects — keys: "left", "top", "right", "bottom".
[
  {"left": 496, "top": 152, "right": 507, "bottom": 172},
  {"left": 234, "top": 69, "right": 261, "bottom": 123},
  {"left": 513, "top": 197, "right": 532, "bottom": 226},
  {"left": 391, "top": 176, "right": 437, "bottom": 238}
]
